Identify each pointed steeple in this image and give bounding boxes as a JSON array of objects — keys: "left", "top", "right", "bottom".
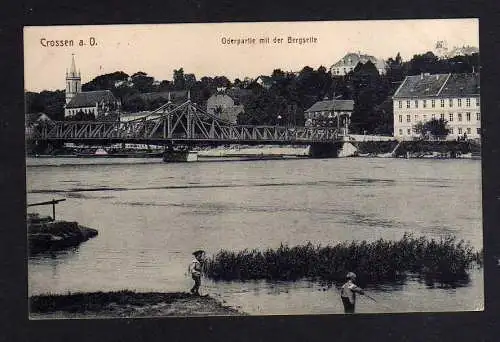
[
  {"left": 70, "top": 54, "right": 77, "bottom": 76},
  {"left": 65, "top": 54, "right": 82, "bottom": 105}
]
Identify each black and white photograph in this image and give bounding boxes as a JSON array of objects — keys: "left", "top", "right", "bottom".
[{"left": 24, "top": 19, "right": 483, "bottom": 318}]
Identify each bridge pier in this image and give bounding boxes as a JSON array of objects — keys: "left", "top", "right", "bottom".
[
  {"left": 162, "top": 145, "right": 198, "bottom": 162},
  {"left": 308, "top": 142, "right": 343, "bottom": 158}
]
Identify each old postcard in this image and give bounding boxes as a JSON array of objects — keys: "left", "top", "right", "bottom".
[{"left": 24, "top": 19, "right": 482, "bottom": 318}]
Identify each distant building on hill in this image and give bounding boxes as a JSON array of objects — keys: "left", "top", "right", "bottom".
[
  {"left": 304, "top": 99, "right": 354, "bottom": 135},
  {"left": 64, "top": 55, "right": 120, "bottom": 118},
  {"left": 330, "top": 52, "right": 387, "bottom": 76},
  {"left": 434, "top": 40, "right": 479, "bottom": 59},
  {"left": 255, "top": 76, "right": 273, "bottom": 89},
  {"left": 392, "top": 72, "right": 480, "bottom": 140}
]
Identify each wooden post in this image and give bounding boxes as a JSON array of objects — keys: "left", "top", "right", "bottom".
[{"left": 27, "top": 198, "right": 66, "bottom": 221}]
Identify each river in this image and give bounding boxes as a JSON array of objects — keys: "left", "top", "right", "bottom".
[{"left": 26, "top": 157, "right": 483, "bottom": 315}]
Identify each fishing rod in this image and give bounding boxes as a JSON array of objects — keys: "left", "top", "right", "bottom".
[
  {"left": 362, "top": 293, "right": 378, "bottom": 302},
  {"left": 360, "top": 293, "right": 394, "bottom": 311}
]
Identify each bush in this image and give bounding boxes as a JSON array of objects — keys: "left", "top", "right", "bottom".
[{"left": 204, "top": 234, "right": 481, "bottom": 286}]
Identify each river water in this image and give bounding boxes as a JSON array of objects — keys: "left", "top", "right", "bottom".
[{"left": 26, "top": 157, "right": 483, "bottom": 315}]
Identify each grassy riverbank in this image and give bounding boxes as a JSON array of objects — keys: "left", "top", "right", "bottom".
[
  {"left": 30, "top": 291, "right": 244, "bottom": 318},
  {"left": 204, "top": 234, "right": 482, "bottom": 286}
]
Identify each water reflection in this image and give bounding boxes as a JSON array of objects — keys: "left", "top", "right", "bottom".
[{"left": 29, "top": 246, "right": 80, "bottom": 262}]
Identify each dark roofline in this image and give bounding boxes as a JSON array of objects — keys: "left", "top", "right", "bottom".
[
  {"left": 392, "top": 72, "right": 480, "bottom": 99},
  {"left": 304, "top": 99, "right": 354, "bottom": 112}
]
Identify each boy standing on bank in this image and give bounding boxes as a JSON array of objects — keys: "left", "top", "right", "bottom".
[
  {"left": 189, "top": 250, "right": 205, "bottom": 296},
  {"left": 340, "top": 272, "right": 364, "bottom": 313}
]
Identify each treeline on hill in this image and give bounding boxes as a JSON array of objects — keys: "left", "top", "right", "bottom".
[{"left": 25, "top": 51, "right": 479, "bottom": 134}]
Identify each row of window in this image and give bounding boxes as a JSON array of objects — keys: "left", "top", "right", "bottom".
[
  {"left": 332, "top": 67, "right": 354, "bottom": 75},
  {"left": 306, "top": 111, "right": 349, "bottom": 119},
  {"left": 397, "top": 97, "right": 480, "bottom": 109},
  {"left": 398, "top": 127, "right": 480, "bottom": 135},
  {"left": 66, "top": 108, "right": 96, "bottom": 115},
  {"left": 398, "top": 112, "right": 480, "bottom": 123}
]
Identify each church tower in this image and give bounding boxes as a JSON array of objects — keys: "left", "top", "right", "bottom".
[{"left": 65, "top": 54, "right": 81, "bottom": 104}]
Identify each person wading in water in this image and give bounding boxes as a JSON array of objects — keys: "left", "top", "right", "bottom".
[
  {"left": 188, "top": 250, "right": 205, "bottom": 296},
  {"left": 340, "top": 272, "right": 365, "bottom": 313}
]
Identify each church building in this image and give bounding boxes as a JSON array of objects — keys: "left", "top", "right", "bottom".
[{"left": 64, "top": 55, "right": 120, "bottom": 118}]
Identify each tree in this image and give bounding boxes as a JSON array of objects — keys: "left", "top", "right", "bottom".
[
  {"left": 213, "top": 76, "right": 231, "bottom": 88},
  {"left": 271, "top": 69, "right": 286, "bottom": 82},
  {"left": 184, "top": 73, "right": 197, "bottom": 89},
  {"left": 25, "top": 90, "right": 65, "bottom": 120},
  {"left": 82, "top": 71, "right": 129, "bottom": 92},
  {"left": 414, "top": 118, "right": 450, "bottom": 139},
  {"left": 237, "top": 92, "right": 288, "bottom": 125},
  {"left": 413, "top": 121, "right": 425, "bottom": 137},
  {"left": 407, "top": 51, "right": 440, "bottom": 75},
  {"left": 122, "top": 94, "right": 146, "bottom": 112},
  {"left": 372, "top": 99, "right": 393, "bottom": 135},
  {"left": 130, "top": 72, "right": 155, "bottom": 93},
  {"left": 72, "top": 110, "right": 95, "bottom": 121},
  {"left": 159, "top": 80, "right": 174, "bottom": 91},
  {"left": 233, "top": 78, "right": 242, "bottom": 88},
  {"left": 424, "top": 118, "right": 450, "bottom": 138},
  {"left": 347, "top": 61, "right": 390, "bottom": 134},
  {"left": 173, "top": 68, "right": 185, "bottom": 90}
]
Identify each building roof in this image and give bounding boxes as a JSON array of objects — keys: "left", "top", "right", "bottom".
[
  {"left": 331, "top": 52, "right": 386, "bottom": 70},
  {"left": 66, "top": 90, "right": 117, "bottom": 108},
  {"left": 140, "top": 90, "right": 188, "bottom": 102},
  {"left": 393, "top": 73, "right": 480, "bottom": 99},
  {"left": 305, "top": 100, "right": 354, "bottom": 112},
  {"left": 438, "top": 73, "right": 480, "bottom": 96},
  {"left": 207, "top": 93, "right": 234, "bottom": 104}
]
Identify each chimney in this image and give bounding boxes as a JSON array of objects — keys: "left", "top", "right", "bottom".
[
  {"left": 435, "top": 74, "right": 439, "bottom": 80},
  {"left": 420, "top": 73, "right": 424, "bottom": 80},
  {"left": 472, "top": 66, "right": 475, "bottom": 73}
]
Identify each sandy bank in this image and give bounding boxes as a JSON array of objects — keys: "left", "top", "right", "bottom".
[
  {"left": 194, "top": 145, "right": 309, "bottom": 157},
  {"left": 30, "top": 291, "right": 245, "bottom": 318}
]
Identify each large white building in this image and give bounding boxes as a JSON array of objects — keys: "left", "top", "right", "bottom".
[
  {"left": 392, "top": 73, "right": 480, "bottom": 140},
  {"left": 330, "top": 52, "right": 387, "bottom": 76}
]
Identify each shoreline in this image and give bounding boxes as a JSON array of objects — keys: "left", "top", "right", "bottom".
[
  {"left": 26, "top": 145, "right": 481, "bottom": 161},
  {"left": 30, "top": 290, "right": 245, "bottom": 318},
  {"left": 26, "top": 139, "right": 481, "bottom": 160}
]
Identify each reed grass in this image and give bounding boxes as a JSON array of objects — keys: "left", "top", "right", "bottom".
[{"left": 204, "top": 234, "right": 482, "bottom": 285}]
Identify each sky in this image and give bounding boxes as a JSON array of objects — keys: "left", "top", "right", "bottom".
[{"left": 24, "top": 19, "right": 479, "bottom": 92}]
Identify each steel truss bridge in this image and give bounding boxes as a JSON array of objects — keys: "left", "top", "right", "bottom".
[{"left": 28, "top": 99, "right": 344, "bottom": 146}]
